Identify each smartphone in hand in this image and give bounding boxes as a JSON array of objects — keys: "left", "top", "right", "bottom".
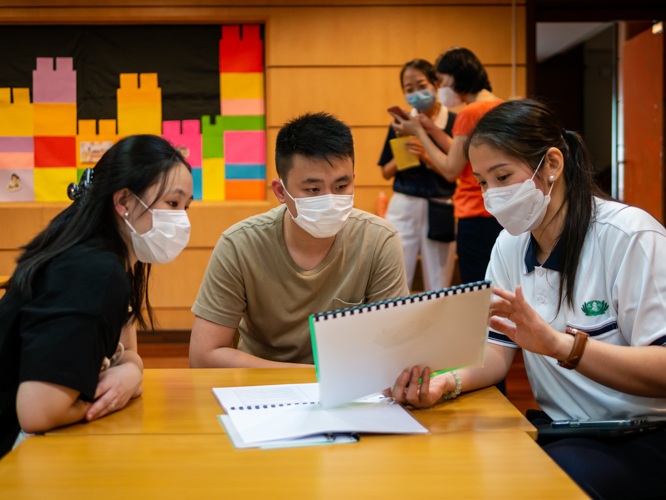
[{"left": 387, "top": 106, "right": 409, "bottom": 120}]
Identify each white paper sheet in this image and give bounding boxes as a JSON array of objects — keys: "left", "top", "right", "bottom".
[
  {"left": 312, "top": 285, "right": 493, "bottom": 408},
  {"left": 218, "top": 415, "right": 357, "bottom": 449},
  {"left": 213, "top": 383, "right": 319, "bottom": 411},
  {"left": 213, "top": 384, "right": 428, "bottom": 444}
]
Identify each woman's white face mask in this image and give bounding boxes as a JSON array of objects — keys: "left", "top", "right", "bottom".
[
  {"left": 482, "top": 154, "right": 553, "bottom": 236},
  {"left": 437, "top": 87, "right": 463, "bottom": 109},
  {"left": 281, "top": 180, "right": 354, "bottom": 239},
  {"left": 124, "top": 194, "right": 191, "bottom": 264}
]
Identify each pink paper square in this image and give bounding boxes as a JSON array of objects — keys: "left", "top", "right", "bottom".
[
  {"left": 33, "top": 57, "right": 76, "bottom": 103},
  {"left": 162, "top": 120, "right": 202, "bottom": 167},
  {"left": 224, "top": 131, "right": 265, "bottom": 164}
]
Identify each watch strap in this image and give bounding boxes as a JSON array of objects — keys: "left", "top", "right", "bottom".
[{"left": 557, "top": 327, "right": 590, "bottom": 370}]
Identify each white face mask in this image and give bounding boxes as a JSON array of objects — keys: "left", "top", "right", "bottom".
[
  {"left": 437, "top": 86, "right": 463, "bottom": 109},
  {"left": 124, "top": 195, "right": 191, "bottom": 264},
  {"left": 281, "top": 180, "right": 354, "bottom": 239},
  {"left": 482, "top": 155, "right": 553, "bottom": 236}
]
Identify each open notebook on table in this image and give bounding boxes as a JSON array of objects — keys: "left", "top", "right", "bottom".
[
  {"left": 310, "top": 280, "right": 493, "bottom": 408},
  {"left": 213, "top": 383, "right": 427, "bottom": 449}
]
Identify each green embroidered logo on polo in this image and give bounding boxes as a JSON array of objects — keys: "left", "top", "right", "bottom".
[{"left": 581, "top": 300, "right": 609, "bottom": 316}]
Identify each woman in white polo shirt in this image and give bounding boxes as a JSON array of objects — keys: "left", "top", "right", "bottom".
[{"left": 391, "top": 100, "right": 666, "bottom": 500}]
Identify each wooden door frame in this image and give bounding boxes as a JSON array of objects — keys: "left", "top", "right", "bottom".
[{"left": 526, "top": 0, "right": 666, "bottom": 221}]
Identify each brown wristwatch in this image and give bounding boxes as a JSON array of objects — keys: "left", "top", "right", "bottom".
[{"left": 557, "top": 327, "right": 589, "bottom": 370}]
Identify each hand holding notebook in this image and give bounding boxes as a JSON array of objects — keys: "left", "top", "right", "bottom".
[{"left": 310, "top": 281, "right": 493, "bottom": 408}]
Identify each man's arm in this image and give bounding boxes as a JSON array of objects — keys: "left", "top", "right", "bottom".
[{"left": 189, "top": 316, "right": 311, "bottom": 368}]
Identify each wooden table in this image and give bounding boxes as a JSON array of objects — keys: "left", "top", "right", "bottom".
[{"left": 0, "top": 368, "right": 588, "bottom": 499}]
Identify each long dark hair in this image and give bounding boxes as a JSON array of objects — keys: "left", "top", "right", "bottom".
[
  {"left": 400, "top": 59, "right": 438, "bottom": 89},
  {"left": 436, "top": 47, "right": 492, "bottom": 94},
  {"left": 464, "top": 99, "right": 606, "bottom": 312},
  {"left": 5, "top": 134, "right": 190, "bottom": 330}
]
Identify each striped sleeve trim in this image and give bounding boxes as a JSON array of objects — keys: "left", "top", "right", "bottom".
[
  {"left": 649, "top": 334, "right": 666, "bottom": 346},
  {"left": 488, "top": 330, "right": 519, "bottom": 348}
]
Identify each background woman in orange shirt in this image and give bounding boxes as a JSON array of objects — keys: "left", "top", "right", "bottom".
[{"left": 392, "top": 47, "right": 504, "bottom": 285}]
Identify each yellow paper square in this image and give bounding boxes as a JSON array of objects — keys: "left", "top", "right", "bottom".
[
  {"left": 203, "top": 158, "right": 225, "bottom": 201},
  {"left": 34, "top": 167, "right": 78, "bottom": 202},
  {"left": 0, "top": 102, "right": 33, "bottom": 136},
  {"left": 33, "top": 103, "right": 77, "bottom": 136},
  {"left": 220, "top": 73, "right": 264, "bottom": 100},
  {"left": 117, "top": 104, "right": 162, "bottom": 136}
]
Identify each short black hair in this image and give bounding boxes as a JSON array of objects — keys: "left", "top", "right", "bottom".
[
  {"left": 400, "top": 59, "right": 438, "bottom": 88},
  {"left": 275, "top": 112, "right": 354, "bottom": 180},
  {"left": 436, "top": 47, "right": 492, "bottom": 95}
]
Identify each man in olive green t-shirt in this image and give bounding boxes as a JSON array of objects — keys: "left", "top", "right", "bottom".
[{"left": 190, "top": 112, "right": 409, "bottom": 368}]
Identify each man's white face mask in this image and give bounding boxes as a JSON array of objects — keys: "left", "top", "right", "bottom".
[{"left": 281, "top": 180, "right": 354, "bottom": 238}]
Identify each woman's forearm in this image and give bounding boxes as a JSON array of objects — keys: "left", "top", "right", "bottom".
[
  {"left": 381, "top": 159, "right": 398, "bottom": 180},
  {"left": 426, "top": 127, "right": 453, "bottom": 153},
  {"left": 17, "top": 382, "right": 90, "bottom": 434},
  {"left": 117, "top": 350, "right": 144, "bottom": 398},
  {"left": 554, "top": 336, "right": 666, "bottom": 398},
  {"left": 414, "top": 129, "right": 454, "bottom": 181},
  {"left": 457, "top": 343, "right": 516, "bottom": 393}
]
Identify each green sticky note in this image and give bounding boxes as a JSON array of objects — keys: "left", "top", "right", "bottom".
[
  {"left": 202, "top": 115, "right": 225, "bottom": 158},
  {"left": 222, "top": 115, "right": 265, "bottom": 131}
]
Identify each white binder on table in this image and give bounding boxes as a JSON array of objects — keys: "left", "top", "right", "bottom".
[
  {"left": 310, "top": 280, "right": 493, "bottom": 408},
  {"left": 213, "top": 383, "right": 428, "bottom": 449}
]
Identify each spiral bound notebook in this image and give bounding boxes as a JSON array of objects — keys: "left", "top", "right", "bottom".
[
  {"left": 212, "top": 383, "right": 428, "bottom": 448},
  {"left": 310, "top": 280, "right": 493, "bottom": 408}
]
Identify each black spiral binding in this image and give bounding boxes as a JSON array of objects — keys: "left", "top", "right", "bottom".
[
  {"left": 312, "top": 280, "right": 491, "bottom": 322},
  {"left": 229, "top": 401, "right": 319, "bottom": 411}
]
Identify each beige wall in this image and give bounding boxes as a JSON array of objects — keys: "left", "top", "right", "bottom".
[{"left": 0, "top": 0, "right": 526, "bottom": 329}]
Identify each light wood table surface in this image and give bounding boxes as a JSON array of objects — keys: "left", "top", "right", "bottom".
[
  {"left": 46, "top": 368, "right": 537, "bottom": 438},
  {"left": 0, "top": 368, "right": 588, "bottom": 499},
  {"left": 0, "top": 431, "right": 588, "bottom": 500}
]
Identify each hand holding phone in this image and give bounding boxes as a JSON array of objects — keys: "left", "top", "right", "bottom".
[{"left": 387, "top": 106, "right": 409, "bottom": 121}]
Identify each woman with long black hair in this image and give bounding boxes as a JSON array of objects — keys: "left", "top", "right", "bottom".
[
  {"left": 391, "top": 100, "right": 666, "bottom": 500},
  {"left": 0, "top": 135, "right": 193, "bottom": 458}
]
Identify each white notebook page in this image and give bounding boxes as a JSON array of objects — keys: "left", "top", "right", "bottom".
[{"left": 312, "top": 284, "right": 492, "bottom": 408}]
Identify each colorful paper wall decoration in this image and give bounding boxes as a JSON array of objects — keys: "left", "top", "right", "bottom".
[
  {"left": 0, "top": 24, "right": 266, "bottom": 203},
  {"left": 217, "top": 24, "right": 266, "bottom": 201}
]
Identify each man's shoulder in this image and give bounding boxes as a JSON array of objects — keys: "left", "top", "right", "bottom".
[
  {"left": 223, "top": 205, "right": 285, "bottom": 239},
  {"left": 347, "top": 208, "right": 399, "bottom": 236}
]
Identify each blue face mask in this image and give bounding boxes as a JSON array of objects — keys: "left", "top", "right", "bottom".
[{"left": 405, "top": 88, "right": 436, "bottom": 111}]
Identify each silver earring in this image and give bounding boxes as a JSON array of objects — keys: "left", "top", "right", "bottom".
[
  {"left": 124, "top": 211, "right": 129, "bottom": 218},
  {"left": 548, "top": 175, "right": 555, "bottom": 183}
]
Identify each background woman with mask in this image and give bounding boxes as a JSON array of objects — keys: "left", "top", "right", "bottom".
[
  {"left": 0, "top": 135, "right": 193, "bottom": 459},
  {"left": 391, "top": 100, "right": 666, "bottom": 500},
  {"left": 391, "top": 48, "right": 504, "bottom": 286},
  {"left": 378, "top": 59, "right": 457, "bottom": 291}
]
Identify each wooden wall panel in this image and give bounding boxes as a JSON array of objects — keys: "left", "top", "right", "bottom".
[
  {"left": 0, "top": 202, "right": 68, "bottom": 249},
  {"left": 151, "top": 308, "right": 195, "bottom": 331},
  {"left": 0, "top": 250, "right": 20, "bottom": 276},
  {"left": 149, "top": 248, "right": 212, "bottom": 308},
  {"left": 267, "top": 66, "right": 526, "bottom": 127},
  {"left": 265, "top": 6, "right": 526, "bottom": 67},
  {"left": 188, "top": 201, "right": 273, "bottom": 248}
]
